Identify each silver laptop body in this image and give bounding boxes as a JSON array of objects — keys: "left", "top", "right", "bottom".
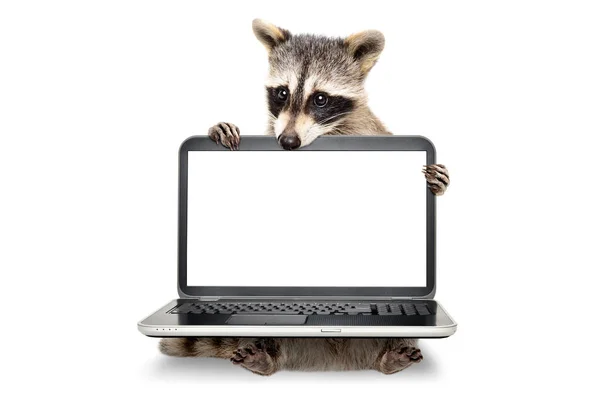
[{"left": 138, "top": 135, "right": 457, "bottom": 338}]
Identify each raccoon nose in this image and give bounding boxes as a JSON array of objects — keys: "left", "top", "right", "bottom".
[{"left": 278, "top": 134, "right": 301, "bottom": 150}]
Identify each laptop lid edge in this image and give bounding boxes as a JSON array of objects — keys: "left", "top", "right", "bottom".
[{"left": 177, "top": 135, "right": 436, "bottom": 300}]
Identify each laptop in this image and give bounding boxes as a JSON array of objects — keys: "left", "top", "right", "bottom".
[{"left": 138, "top": 135, "right": 457, "bottom": 338}]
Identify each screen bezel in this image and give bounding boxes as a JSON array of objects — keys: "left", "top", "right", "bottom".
[{"left": 178, "top": 135, "right": 436, "bottom": 299}]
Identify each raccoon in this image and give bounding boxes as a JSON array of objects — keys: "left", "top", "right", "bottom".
[
  {"left": 162, "top": 20, "right": 450, "bottom": 376},
  {"left": 208, "top": 19, "right": 450, "bottom": 194}
]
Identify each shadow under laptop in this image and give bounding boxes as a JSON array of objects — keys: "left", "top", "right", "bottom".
[{"left": 145, "top": 344, "right": 440, "bottom": 381}]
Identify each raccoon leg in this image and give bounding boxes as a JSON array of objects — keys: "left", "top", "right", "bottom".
[
  {"left": 231, "top": 338, "right": 280, "bottom": 376},
  {"left": 208, "top": 122, "right": 240, "bottom": 150},
  {"left": 423, "top": 164, "right": 450, "bottom": 196},
  {"left": 375, "top": 338, "right": 423, "bottom": 374},
  {"left": 159, "top": 337, "right": 239, "bottom": 359}
]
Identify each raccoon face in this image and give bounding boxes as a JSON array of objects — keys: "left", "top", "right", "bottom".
[
  {"left": 266, "top": 85, "right": 356, "bottom": 150},
  {"left": 252, "top": 19, "right": 385, "bottom": 149}
]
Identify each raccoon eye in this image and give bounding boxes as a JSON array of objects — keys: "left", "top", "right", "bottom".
[
  {"left": 276, "top": 88, "right": 288, "bottom": 102},
  {"left": 313, "top": 93, "right": 328, "bottom": 108}
]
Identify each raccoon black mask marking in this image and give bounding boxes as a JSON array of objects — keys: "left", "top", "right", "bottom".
[{"left": 267, "top": 86, "right": 355, "bottom": 124}]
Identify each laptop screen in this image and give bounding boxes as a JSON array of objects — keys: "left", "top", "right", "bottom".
[{"left": 186, "top": 150, "right": 427, "bottom": 287}]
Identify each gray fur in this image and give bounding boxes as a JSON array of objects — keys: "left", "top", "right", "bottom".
[{"left": 160, "top": 337, "right": 422, "bottom": 376}]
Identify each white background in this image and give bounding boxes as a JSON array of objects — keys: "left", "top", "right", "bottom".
[
  {"left": 187, "top": 151, "right": 426, "bottom": 287},
  {"left": 1, "top": 0, "right": 599, "bottom": 396}
]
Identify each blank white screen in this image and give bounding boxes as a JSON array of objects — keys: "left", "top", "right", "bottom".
[{"left": 187, "top": 151, "right": 426, "bottom": 287}]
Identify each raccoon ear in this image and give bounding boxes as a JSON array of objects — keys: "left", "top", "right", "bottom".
[
  {"left": 252, "top": 19, "right": 291, "bottom": 51},
  {"left": 345, "top": 30, "right": 385, "bottom": 74}
]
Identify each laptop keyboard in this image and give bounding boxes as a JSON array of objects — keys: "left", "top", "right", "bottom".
[{"left": 170, "top": 301, "right": 430, "bottom": 316}]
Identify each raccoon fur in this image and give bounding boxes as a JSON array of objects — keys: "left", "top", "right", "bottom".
[
  {"left": 160, "top": 337, "right": 423, "bottom": 376},
  {"left": 168, "top": 20, "right": 450, "bottom": 375}
]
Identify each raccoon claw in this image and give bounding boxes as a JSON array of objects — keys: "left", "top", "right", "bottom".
[
  {"left": 379, "top": 346, "right": 423, "bottom": 374},
  {"left": 208, "top": 122, "right": 241, "bottom": 150},
  {"left": 422, "top": 164, "right": 449, "bottom": 196},
  {"left": 231, "top": 339, "right": 277, "bottom": 376}
]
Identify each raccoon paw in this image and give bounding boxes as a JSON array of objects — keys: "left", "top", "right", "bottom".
[
  {"left": 231, "top": 339, "right": 277, "bottom": 376},
  {"left": 208, "top": 122, "right": 240, "bottom": 150},
  {"left": 378, "top": 346, "right": 423, "bottom": 374},
  {"left": 423, "top": 164, "right": 450, "bottom": 196}
]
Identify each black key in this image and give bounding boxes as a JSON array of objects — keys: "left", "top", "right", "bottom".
[
  {"left": 171, "top": 309, "right": 192, "bottom": 314},
  {"left": 415, "top": 304, "right": 430, "bottom": 315},
  {"left": 345, "top": 309, "right": 371, "bottom": 313},
  {"left": 171, "top": 303, "right": 199, "bottom": 314}
]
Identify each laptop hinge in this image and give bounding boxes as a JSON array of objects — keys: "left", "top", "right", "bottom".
[{"left": 198, "top": 296, "right": 220, "bottom": 301}]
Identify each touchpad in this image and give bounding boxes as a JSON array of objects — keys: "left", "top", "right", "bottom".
[{"left": 226, "top": 315, "right": 308, "bottom": 325}]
